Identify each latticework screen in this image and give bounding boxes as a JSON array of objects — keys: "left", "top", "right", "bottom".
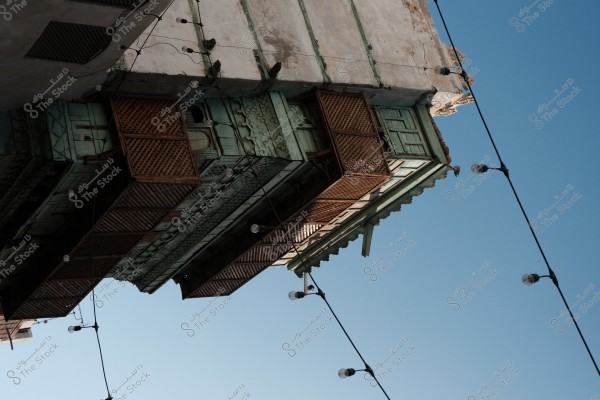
[
  {"left": 316, "top": 91, "right": 390, "bottom": 177},
  {"left": 111, "top": 96, "right": 199, "bottom": 184}
]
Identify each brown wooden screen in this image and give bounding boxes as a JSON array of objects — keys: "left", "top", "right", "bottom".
[
  {"left": 316, "top": 91, "right": 390, "bottom": 176},
  {"left": 111, "top": 96, "right": 199, "bottom": 184}
]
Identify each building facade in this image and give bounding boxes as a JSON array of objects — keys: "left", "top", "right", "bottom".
[{"left": 0, "top": 0, "right": 469, "bottom": 320}]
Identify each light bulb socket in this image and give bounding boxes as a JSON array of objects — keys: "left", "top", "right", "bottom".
[
  {"left": 451, "top": 165, "right": 461, "bottom": 177},
  {"left": 437, "top": 66, "right": 452, "bottom": 75},
  {"left": 202, "top": 38, "right": 217, "bottom": 51}
]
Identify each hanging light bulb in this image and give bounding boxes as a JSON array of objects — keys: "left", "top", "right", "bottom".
[
  {"left": 338, "top": 368, "right": 356, "bottom": 379},
  {"left": 176, "top": 17, "right": 203, "bottom": 27},
  {"left": 521, "top": 273, "right": 540, "bottom": 286},
  {"left": 471, "top": 163, "right": 489, "bottom": 174},
  {"left": 250, "top": 224, "right": 261, "bottom": 234},
  {"left": 288, "top": 291, "right": 305, "bottom": 300}
]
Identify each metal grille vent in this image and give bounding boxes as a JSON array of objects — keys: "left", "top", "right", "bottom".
[{"left": 26, "top": 21, "right": 112, "bottom": 64}]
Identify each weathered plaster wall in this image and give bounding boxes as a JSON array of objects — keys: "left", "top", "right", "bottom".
[{"left": 117, "top": 0, "right": 466, "bottom": 106}]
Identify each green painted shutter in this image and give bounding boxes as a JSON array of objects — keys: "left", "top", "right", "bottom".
[{"left": 375, "top": 107, "right": 430, "bottom": 157}]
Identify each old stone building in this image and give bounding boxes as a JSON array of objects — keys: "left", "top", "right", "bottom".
[{"left": 0, "top": 0, "right": 469, "bottom": 328}]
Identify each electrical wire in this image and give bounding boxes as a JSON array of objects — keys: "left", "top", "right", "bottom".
[
  {"left": 125, "top": 31, "right": 442, "bottom": 71},
  {"left": 90, "top": 197, "right": 112, "bottom": 399},
  {"left": 190, "top": 2, "right": 392, "bottom": 398},
  {"left": 81, "top": 3, "right": 183, "bottom": 398},
  {"left": 432, "top": 0, "right": 599, "bottom": 377}
]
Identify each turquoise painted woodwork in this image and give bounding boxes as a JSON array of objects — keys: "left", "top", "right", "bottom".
[
  {"left": 46, "top": 100, "right": 113, "bottom": 161},
  {"left": 375, "top": 106, "right": 430, "bottom": 157}
]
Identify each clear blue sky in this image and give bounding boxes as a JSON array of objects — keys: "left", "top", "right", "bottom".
[{"left": 2, "top": 1, "right": 599, "bottom": 399}]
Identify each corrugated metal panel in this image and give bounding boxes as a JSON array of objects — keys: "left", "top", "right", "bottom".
[
  {"left": 25, "top": 21, "right": 111, "bottom": 64},
  {"left": 111, "top": 97, "right": 199, "bottom": 185}
]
